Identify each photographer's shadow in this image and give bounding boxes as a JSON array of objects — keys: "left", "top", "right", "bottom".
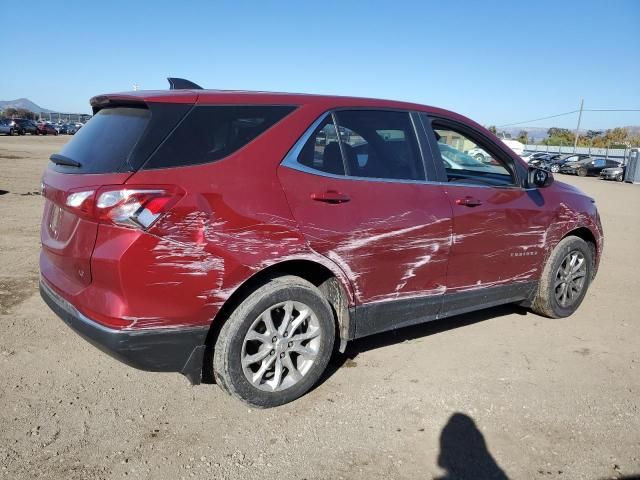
[{"left": 435, "top": 413, "right": 508, "bottom": 480}]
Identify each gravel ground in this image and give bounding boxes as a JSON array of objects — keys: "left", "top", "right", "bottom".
[{"left": 1, "top": 136, "right": 639, "bottom": 480}]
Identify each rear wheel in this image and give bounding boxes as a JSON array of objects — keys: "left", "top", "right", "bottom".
[
  {"left": 213, "top": 275, "right": 335, "bottom": 407},
  {"left": 531, "top": 236, "right": 593, "bottom": 318}
]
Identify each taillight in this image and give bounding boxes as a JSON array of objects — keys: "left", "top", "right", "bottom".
[{"left": 61, "top": 185, "right": 183, "bottom": 230}]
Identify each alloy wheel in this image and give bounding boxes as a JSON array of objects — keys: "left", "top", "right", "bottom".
[
  {"left": 241, "top": 300, "right": 322, "bottom": 392},
  {"left": 554, "top": 250, "right": 587, "bottom": 308}
]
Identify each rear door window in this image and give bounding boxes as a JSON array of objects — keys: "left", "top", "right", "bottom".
[
  {"left": 144, "top": 105, "right": 296, "bottom": 169},
  {"left": 333, "top": 110, "right": 425, "bottom": 181},
  {"left": 55, "top": 107, "right": 151, "bottom": 173}
]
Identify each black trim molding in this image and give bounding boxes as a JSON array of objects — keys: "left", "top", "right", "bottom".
[{"left": 352, "top": 281, "right": 537, "bottom": 339}]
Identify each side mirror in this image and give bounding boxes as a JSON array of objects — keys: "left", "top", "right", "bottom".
[{"left": 528, "top": 167, "right": 554, "bottom": 188}]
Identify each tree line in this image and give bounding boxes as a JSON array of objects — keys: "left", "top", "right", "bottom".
[
  {"left": 0, "top": 107, "right": 38, "bottom": 120},
  {"left": 487, "top": 125, "right": 640, "bottom": 148}
]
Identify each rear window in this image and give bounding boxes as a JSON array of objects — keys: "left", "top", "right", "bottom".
[
  {"left": 143, "top": 105, "right": 296, "bottom": 169},
  {"left": 55, "top": 107, "right": 150, "bottom": 173}
]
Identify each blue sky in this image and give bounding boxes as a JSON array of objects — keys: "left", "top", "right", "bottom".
[{"left": 2, "top": 0, "right": 639, "bottom": 129}]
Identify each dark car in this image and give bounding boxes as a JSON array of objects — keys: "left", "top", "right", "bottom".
[
  {"left": 525, "top": 152, "right": 553, "bottom": 164},
  {"left": 59, "top": 123, "right": 78, "bottom": 135},
  {"left": 600, "top": 164, "right": 626, "bottom": 182},
  {"left": 549, "top": 154, "right": 591, "bottom": 173},
  {"left": 560, "top": 157, "right": 621, "bottom": 176},
  {"left": 37, "top": 123, "right": 59, "bottom": 135},
  {"left": 529, "top": 153, "right": 563, "bottom": 170},
  {"left": 8, "top": 118, "right": 39, "bottom": 135},
  {"left": 39, "top": 79, "right": 603, "bottom": 407}
]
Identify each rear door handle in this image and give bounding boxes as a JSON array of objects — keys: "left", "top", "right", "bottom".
[
  {"left": 455, "top": 196, "right": 482, "bottom": 207},
  {"left": 311, "top": 190, "right": 351, "bottom": 204}
]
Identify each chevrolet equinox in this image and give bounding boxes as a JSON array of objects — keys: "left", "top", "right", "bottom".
[{"left": 40, "top": 78, "right": 603, "bottom": 407}]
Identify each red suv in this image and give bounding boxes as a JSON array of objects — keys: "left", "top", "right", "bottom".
[{"left": 40, "top": 79, "right": 603, "bottom": 407}]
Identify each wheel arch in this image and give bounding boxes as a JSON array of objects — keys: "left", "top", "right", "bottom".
[
  {"left": 562, "top": 226, "right": 598, "bottom": 273},
  {"left": 202, "top": 258, "right": 354, "bottom": 383}
]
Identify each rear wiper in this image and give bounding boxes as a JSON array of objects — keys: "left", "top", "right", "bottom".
[{"left": 50, "top": 154, "right": 81, "bottom": 168}]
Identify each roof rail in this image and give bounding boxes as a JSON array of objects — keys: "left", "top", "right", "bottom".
[{"left": 167, "top": 78, "right": 203, "bottom": 90}]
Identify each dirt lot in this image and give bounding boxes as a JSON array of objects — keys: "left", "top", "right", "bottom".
[{"left": 1, "top": 135, "right": 639, "bottom": 479}]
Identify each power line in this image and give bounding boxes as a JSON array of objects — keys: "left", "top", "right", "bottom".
[
  {"left": 497, "top": 110, "right": 579, "bottom": 128},
  {"left": 497, "top": 108, "right": 640, "bottom": 128}
]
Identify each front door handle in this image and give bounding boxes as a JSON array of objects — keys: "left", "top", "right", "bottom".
[
  {"left": 455, "top": 196, "right": 482, "bottom": 207},
  {"left": 311, "top": 190, "right": 351, "bottom": 204}
]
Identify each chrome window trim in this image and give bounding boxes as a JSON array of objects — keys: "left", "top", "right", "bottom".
[
  {"left": 280, "top": 111, "right": 526, "bottom": 190},
  {"left": 281, "top": 112, "right": 336, "bottom": 172}
]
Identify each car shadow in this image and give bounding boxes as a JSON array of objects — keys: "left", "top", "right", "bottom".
[{"left": 322, "top": 303, "right": 529, "bottom": 381}]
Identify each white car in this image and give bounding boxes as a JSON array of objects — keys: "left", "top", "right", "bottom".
[
  {"left": 467, "top": 147, "right": 491, "bottom": 163},
  {"left": 500, "top": 139, "right": 525, "bottom": 156}
]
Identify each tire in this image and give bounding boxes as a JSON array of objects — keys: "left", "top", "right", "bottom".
[
  {"left": 213, "top": 275, "right": 335, "bottom": 407},
  {"left": 616, "top": 173, "right": 624, "bottom": 182},
  {"left": 8, "top": 128, "right": 14, "bottom": 136},
  {"left": 474, "top": 154, "right": 485, "bottom": 163},
  {"left": 577, "top": 167, "right": 587, "bottom": 177},
  {"left": 531, "top": 236, "right": 593, "bottom": 318},
  {"left": 551, "top": 164, "right": 560, "bottom": 173}
]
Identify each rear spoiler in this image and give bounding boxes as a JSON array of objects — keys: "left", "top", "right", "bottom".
[
  {"left": 167, "top": 77, "right": 202, "bottom": 90},
  {"left": 90, "top": 78, "right": 201, "bottom": 113}
]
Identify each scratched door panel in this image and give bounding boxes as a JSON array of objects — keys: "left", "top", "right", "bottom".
[
  {"left": 443, "top": 185, "right": 553, "bottom": 291},
  {"left": 278, "top": 166, "right": 453, "bottom": 304}
]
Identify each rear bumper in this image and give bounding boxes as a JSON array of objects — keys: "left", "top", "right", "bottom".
[{"left": 40, "top": 279, "right": 208, "bottom": 384}]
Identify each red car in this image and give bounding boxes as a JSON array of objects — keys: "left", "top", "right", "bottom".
[
  {"left": 37, "top": 123, "right": 59, "bottom": 136},
  {"left": 40, "top": 79, "right": 603, "bottom": 407}
]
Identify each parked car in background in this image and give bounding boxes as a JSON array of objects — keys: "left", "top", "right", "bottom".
[
  {"left": 60, "top": 123, "right": 78, "bottom": 134},
  {"left": 500, "top": 138, "right": 525, "bottom": 156},
  {"left": 8, "top": 118, "right": 39, "bottom": 135},
  {"left": 529, "top": 153, "right": 563, "bottom": 170},
  {"left": 0, "top": 119, "right": 14, "bottom": 135},
  {"left": 467, "top": 147, "right": 490, "bottom": 162},
  {"left": 560, "top": 157, "right": 620, "bottom": 176},
  {"left": 37, "top": 123, "right": 59, "bottom": 135},
  {"left": 548, "top": 154, "right": 589, "bottom": 173},
  {"left": 39, "top": 81, "right": 603, "bottom": 407},
  {"left": 600, "top": 164, "right": 626, "bottom": 182}
]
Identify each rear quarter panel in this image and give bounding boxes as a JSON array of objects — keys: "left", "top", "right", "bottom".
[{"left": 121, "top": 105, "right": 355, "bottom": 328}]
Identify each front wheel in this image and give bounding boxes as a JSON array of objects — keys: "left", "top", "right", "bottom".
[
  {"left": 531, "top": 236, "right": 593, "bottom": 318},
  {"left": 616, "top": 173, "right": 624, "bottom": 182},
  {"left": 213, "top": 275, "right": 335, "bottom": 407},
  {"left": 551, "top": 164, "right": 560, "bottom": 173},
  {"left": 577, "top": 167, "right": 587, "bottom": 177}
]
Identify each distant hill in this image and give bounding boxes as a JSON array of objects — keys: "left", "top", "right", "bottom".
[{"left": 0, "top": 98, "right": 53, "bottom": 113}]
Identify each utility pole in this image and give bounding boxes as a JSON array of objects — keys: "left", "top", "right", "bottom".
[{"left": 573, "top": 99, "right": 584, "bottom": 153}]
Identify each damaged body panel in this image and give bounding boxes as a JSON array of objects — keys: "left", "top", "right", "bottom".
[{"left": 39, "top": 87, "right": 603, "bottom": 396}]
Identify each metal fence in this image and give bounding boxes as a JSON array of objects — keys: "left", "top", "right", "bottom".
[
  {"left": 36, "top": 111, "right": 92, "bottom": 123},
  {"left": 524, "top": 144, "right": 630, "bottom": 162}
]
